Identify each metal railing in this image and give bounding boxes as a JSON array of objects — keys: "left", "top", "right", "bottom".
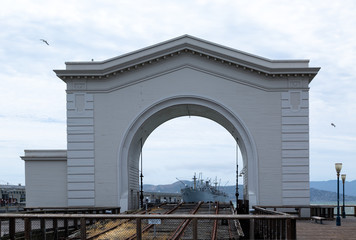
[{"left": 0, "top": 212, "right": 297, "bottom": 240}]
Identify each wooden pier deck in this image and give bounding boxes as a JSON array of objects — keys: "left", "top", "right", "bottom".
[{"left": 297, "top": 217, "right": 356, "bottom": 239}]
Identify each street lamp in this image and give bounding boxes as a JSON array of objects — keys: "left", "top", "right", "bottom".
[
  {"left": 335, "top": 163, "right": 342, "bottom": 226},
  {"left": 341, "top": 174, "right": 346, "bottom": 218}
]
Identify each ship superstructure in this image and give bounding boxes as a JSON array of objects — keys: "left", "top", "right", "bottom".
[{"left": 180, "top": 173, "right": 230, "bottom": 203}]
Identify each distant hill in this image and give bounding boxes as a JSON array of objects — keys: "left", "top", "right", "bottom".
[
  {"left": 144, "top": 180, "right": 356, "bottom": 203},
  {"left": 310, "top": 188, "right": 356, "bottom": 203},
  {"left": 310, "top": 180, "right": 356, "bottom": 196}
]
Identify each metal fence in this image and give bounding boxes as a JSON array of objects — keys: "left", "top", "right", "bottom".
[{"left": 0, "top": 212, "right": 297, "bottom": 240}]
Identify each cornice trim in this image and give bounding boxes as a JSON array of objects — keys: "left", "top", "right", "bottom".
[{"left": 54, "top": 35, "right": 320, "bottom": 82}]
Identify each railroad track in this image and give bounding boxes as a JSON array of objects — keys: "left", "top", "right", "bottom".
[{"left": 70, "top": 202, "right": 241, "bottom": 239}]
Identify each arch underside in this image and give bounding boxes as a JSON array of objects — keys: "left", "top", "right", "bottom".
[{"left": 118, "top": 96, "right": 259, "bottom": 211}]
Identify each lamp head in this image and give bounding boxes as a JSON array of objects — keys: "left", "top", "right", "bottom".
[
  {"left": 341, "top": 174, "right": 346, "bottom": 183},
  {"left": 335, "top": 163, "right": 342, "bottom": 174}
]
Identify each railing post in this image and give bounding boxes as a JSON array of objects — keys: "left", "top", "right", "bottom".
[
  {"left": 9, "top": 218, "right": 15, "bottom": 240},
  {"left": 53, "top": 218, "right": 58, "bottom": 240},
  {"left": 192, "top": 218, "right": 198, "bottom": 240},
  {"left": 136, "top": 218, "right": 142, "bottom": 240},
  {"left": 64, "top": 218, "right": 68, "bottom": 237},
  {"left": 286, "top": 218, "right": 296, "bottom": 240},
  {"left": 24, "top": 218, "right": 31, "bottom": 240},
  {"left": 249, "top": 219, "right": 255, "bottom": 240},
  {"left": 89, "top": 210, "right": 94, "bottom": 225},
  {"left": 74, "top": 217, "right": 79, "bottom": 230},
  {"left": 281, "top": 218, "right": 286, "bottom": 239},
  {"left": 80, "top": 218, "right": 87, "bottom": 240},
  {"left": 41, "top": 218, "right": 46, "bottom": 240}
]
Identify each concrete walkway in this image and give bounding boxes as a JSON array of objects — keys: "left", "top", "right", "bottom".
[{"left": 297, "top": 217, "right": 356, "bottom": 239}]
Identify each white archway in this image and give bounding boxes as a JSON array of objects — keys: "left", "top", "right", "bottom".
[
  {"left": 118, "top": 95, "right": 259, "bottom": 211},
  {"left": 25, "top": 34, "right": 319, "bottom": 210}
]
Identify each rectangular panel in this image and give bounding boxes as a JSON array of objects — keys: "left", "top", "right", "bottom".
[
  {"left": 282, "top": 190, "right": 309, "bottom": 198},
  {"left": 67, "top": 102, "right": 94, "bottom": 110},
  {"left": 282, "top": 141, "right": 309, "bottom": 150},
  {"left": 281, "top": 91, "right": 308, "bottom": 100},
  {"left": 67, "top": 126, "right": 94, "bottom": 134},
  {"left": 282, "top": 125, "right": 308, "bottom": 133},
  {"left": 75, "top": 94, "right": 85, "bottom": 112},
  {"left": 68, "top": 134, "right": 94, "bottom": 142},
  {"left": 67, "top": 118, "right": 94, "bottom": 126},
  {"left": 67, "top": 150, "right": 94, "bottom": 158},
  {"left": 67, "top": 93, "right": 75, "bottom": 102},
  {"left": 68, "top": 198, "right": 95, "bottom": 206},
  {"left": 283, "top": 197, "right": 310, "bottom": 205},
  {"left": 68, "top": 190, "right": 95, "bottom": 198},
  {"left": 85, "top": 94, "right": 94, "bottom": 102},
  {"left": 85, "top": 101, "right": 94, "bottom": 110},
  {"left": 282, "top": 173, "right": 308, "bottom": 182},
  {"left": 67, "top": 142, "right": 95, "bottom": 150},
  {"left": 282, "top": 182, "right": 309, "bottom": 190},
  {"left": 282, "top": 116, "right": 308, "bottom": 125},
  {"left": 68, "top": 182, "right": 95, "bottom": 190},
  {"left": 67, "top": 159, "right": 94, "bottom": 167},
  {"left": 67, "top": 166, "right": 94, "bottom": 174},
  {"left": 283, "top": 166, "right": 309, "bottom": 174},
  {"left": 282, "top": 133, "right": 308, "bottom": 141},
  {"left": 282, "top": 99, "right": 308, "bottom": 108},
  {"left": 282, "top": 158, "right": 309, "bottom": 166},
  {"left": 68, "top": 174, "right": 94, "bottom": 182},
  {"left": 282, "top": 108, "right": 308, "bottom": 117},
  {"left": 282, "top": 149, "right": 309, "bottom": 158},
  {"left": 67, "top": 110, "right": 94, "bottom": 118}
]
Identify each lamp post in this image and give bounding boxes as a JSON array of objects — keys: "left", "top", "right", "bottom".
[
  {"left": 235, "top": 141, "right": 239, "bottom": 212},
  {"left": 140, "top": 138, "right": 144, "bottom": 209},
  {"left": 341, "top": 174, "right": 346, "bottom": 218},
  {"left": 335, "top": 163, "right": 342, "bottom": 226}
]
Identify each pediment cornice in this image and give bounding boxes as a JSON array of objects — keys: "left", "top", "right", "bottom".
[{"left": 54, "top": 35, "right": 320, "bottom": 82}]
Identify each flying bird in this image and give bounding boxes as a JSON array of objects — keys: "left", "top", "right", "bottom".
[
  {"left": 331, "top": 123, "right": 336, "bottom": 127},
  {"left": 40, "top": 39, "right": 49, "bottom": 45}
]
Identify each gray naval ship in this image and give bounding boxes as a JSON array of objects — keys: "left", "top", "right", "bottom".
[{"left": 179, "top": 173, "right": 230, "bottom": 203}]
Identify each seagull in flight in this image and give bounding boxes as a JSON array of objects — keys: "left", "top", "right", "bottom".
[
  {"left": 331, "top": 123, "right": 336, "bottom": 127},
  {"left": 40, "top": 39, "right": 49, "bottom": 45}
]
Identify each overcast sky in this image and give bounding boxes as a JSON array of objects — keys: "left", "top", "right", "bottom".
[{"left": 1, "top": 0, "right": 355, "bottom": 186}]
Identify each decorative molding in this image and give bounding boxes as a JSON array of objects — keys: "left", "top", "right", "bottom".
[
  {"left": 54, "top": 35, "right": 320, "bottom": 82},
  {"left": 58, "top": 49, "right": 318, "bottom": 81},
  {"left": 73, "top": 81, "right": 87, "bottom": 90},
  {"left": 289, "top": 80, "right": 302, "bottom": 88}
]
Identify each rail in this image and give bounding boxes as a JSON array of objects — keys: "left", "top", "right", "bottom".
[
  {"left": 252, "top": 206, "right": 296, "bottom": 239},
  {"left": 256, "top": 205, "right": 356, "bottom": 219},
  {"left": 24, "top": 207, "right": 121, "bottom": 214},
  {"left": 0, "top": 212, "right": 297, "bottom": 240},
  {"left": 169, "top": 201, "right": 202, "bottom": 240}
]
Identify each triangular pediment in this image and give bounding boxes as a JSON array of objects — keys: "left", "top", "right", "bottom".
[{"left": 54, "top": 35, "right": 320, "bottom": 81}]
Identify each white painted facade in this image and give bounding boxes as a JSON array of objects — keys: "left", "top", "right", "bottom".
[
  {"left": 21, "top": 150, "right": 67, "bottom": 207},
  {"left": 22, "top": 35, "right": 319, "bottom": 211}
]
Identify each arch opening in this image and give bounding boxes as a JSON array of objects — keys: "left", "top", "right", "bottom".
[
  {"left": 142, "top": 116, "right": 242, "bottom": 186},
  {"left": 118, "top": 96, "right": 259, "bottom": 211}
]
